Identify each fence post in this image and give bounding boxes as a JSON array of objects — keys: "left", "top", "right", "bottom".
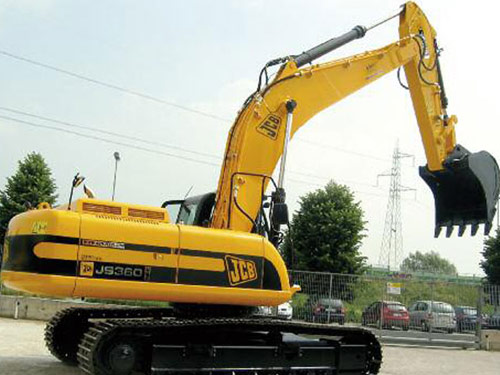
[
  {"left": 327, "top": 273, "right": 333, "bottom": 323},
  {"left": 0, "top": 244, "right": 3, "bottom": 296},
  {"left": 429, "top": 281, "right": 434, "bottom": 342},
  {"left": 379, "top": 278, "right": 385, "bottom": 332},
  {"left": 476, "top": 284, "right": 484, "bottom": 348}
]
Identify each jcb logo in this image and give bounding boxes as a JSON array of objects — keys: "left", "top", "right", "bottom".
[
  {"left": 32, "top": 221, "right": 48, "bottom": 234},
  {"left": 256, "top": 114, "right": 281, "bottom": 140},
  {"left": 80, "top": 262, "right": 94, "bottom": 277},
  {"left": 225, "top": 256, "right": 258, "bottom": 286}
]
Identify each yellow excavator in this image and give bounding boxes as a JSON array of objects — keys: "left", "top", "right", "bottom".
[{"left": 1, "top": 2, "right": 499, "bottom": 374}]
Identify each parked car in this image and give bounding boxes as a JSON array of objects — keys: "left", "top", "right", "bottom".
[
  {"left": 486, "top": 312, "right": 500, "bottom": 329},
  {"left": 454, "top": 306, "right": 483, "bottom": 332},
  {"left": 312, "top": 298, "right": 345, "bottom": 325},
  {"left": 256, "top": 306, "right": 273, "bottom": 316},
  {"left": 408, "top": 301, "right": 456, "bottom": 333},
  {"left": 277, "top": 301, "right": 293, "bottom": 320},
  {"left": 361, "top": 301, "right": 409, "bottom": 330}
]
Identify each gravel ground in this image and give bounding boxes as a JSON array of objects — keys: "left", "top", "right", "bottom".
[{"left": 1, "top": 317, "right": 499, "bottom": 375}]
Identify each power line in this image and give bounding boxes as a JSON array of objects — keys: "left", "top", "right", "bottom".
[
  {"left": 295, "top": 138, "right": 391, "bottom": 162},
  {"left": 0, "top": 106, "right": 382, "bottom": 188},
  {"left": 287, "top": 177, "right": 389, "bottom": 199},
  {"left": 2, "top": 113, "right": 427, "bottom": 205},
  {"left": 0, "top": 106, "right": 221, "bottom": 160},
  {"left": 0, "top": 114, "right": 221, "bottom": 168},
  {"left": 0, "top": 49, "right": 232, "bottom": 123},
  {"left": 288, "top": 169, "right": 379, "bottom": 189},
  {"left": 0, "top": 48, "right": 400, "bottom": 163}
]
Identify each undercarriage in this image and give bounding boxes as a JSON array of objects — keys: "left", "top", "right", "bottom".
[{"left": 45, "top": 307, "right": 382, "bottom": 375}]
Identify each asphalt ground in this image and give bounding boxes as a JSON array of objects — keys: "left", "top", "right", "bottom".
[{"left": 1, "top": 317, "right": 499, "bottom": 375}]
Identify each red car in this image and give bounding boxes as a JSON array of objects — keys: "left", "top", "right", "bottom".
[{"left": 362, "top": 301, "right": 409, "bottom": 330}]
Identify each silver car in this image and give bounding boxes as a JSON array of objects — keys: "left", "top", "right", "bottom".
[
  {"left": 408, "top": 300, "right": 456, "bottom": 333},
  {"left": 277, "top": 301, "right": 293, "bottom": 320}
]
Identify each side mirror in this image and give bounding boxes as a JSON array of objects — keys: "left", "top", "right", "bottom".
[
  {"left": 272, "top": 202, "right": 289, "bottom": 226},
  {"left": 68, "top": 172, "right": 86, "bottom": 210},
  {"left": 83, "top": 185, "right": 96, "bottom": 199},
  {"left": 72, "top": 173, "right": 85, "bottom": 188}
]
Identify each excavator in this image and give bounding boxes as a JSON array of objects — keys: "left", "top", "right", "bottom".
[{"left": 1, "top": 2, "right": 499, "bottom": 374}]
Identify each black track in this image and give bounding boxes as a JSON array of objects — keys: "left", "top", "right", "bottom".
[
  {"left": 45, "top": 306, "right": 173, "bottom": 364},
  {"left": 45, "top": 307, "right": 382, "bottom": 375}
]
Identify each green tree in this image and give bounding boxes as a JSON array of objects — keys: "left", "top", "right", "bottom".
[
  {"left": 282, "top": 181, "right": 366, "bottom": 274},
  {"left": 401, "top": 251, "right": 457, "bottom": 275},
  {"left": 0, "top": 153, "right": 58, "bottom": 242},
  {"left": 481, "top": 228, "right": 500, "bottom": 285}
]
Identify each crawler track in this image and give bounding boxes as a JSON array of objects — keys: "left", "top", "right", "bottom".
[
  {"left": 45, "top": 306, "right": 173, "bottom": 364},
  {"left": 46, "top": 307, "right": 382, "bottom": 375}
]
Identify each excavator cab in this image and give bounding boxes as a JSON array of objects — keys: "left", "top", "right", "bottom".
[
  {"left": 162, "top": 192, "right": 216, "bottom": 227},
  {"left": 420, "top": 145, "right": 500, "bottom": 237}
]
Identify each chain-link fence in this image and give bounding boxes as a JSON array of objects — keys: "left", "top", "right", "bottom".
[
  {"left": 287, "top": 270, "right": 500, "bottom": 347},
  {"left": 483, "top": 284, "right": 500, "bottom": 330}
]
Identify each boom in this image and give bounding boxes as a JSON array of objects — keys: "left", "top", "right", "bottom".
[{"left": 211, "top": 2, "right": 499, "bottom": 237}]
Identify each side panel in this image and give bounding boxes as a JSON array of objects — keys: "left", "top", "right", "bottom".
[
  {"left": 177, "top": 226, "right": 264, "bottom": 291},
  {"left": 262, "top": 239, "right": 290, "bottom": 292},
  {"left": 1, "top": 209, "right": 80, "bottom": 297},
  {"left": 1, "top": 205, "right": 295, "bottom": 306},
  {"left": 73, "top": 214, "right": 180, "bottom": 298}
]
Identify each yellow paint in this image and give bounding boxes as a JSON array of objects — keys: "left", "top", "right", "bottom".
[
  {"left": 73, "top": 277, "right": 292, "bottom": 306},
  {"left": 79, "top": 247, "right": 178, "bottom": 268},
  {"left": 178, "top": 255, "right": 225, "bottom": 272},
  {"left": 34, "top": 243, "right": 78, "bottom": 261},
  {"left": 1, "top": 271, "right": 76, "bottom": 297},
  {"left": 7, "top": 209, "right": 81, "bottom": 237},
  {"left": 1, "top": 269, "right": 292, "bottom": 306}
]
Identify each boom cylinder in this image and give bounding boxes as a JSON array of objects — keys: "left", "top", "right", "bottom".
[
  {"left": 293, "top": 26, "right": 367, "bottom": 68},
  {"left": 293, "top": 7, "right": 402, "bottom": 68},
  {"left": 277, "top": 100, "right": 297, "bottom": 189}
]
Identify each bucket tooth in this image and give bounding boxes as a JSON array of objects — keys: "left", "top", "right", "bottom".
[
  {"left": 471, "top": 224, "right": 479, "bottom": 236},
  {"left": 445, "top": 225, "right": 454, "bottom": 238},
  {"left": 458, "top": 225, "right": 466, "bottom": 237},
  {"left": 485, "top": 222, "right": 492, "bottom": 236},
  {"left": 434, "top": 226, "right": 442, "bottom": 238}
]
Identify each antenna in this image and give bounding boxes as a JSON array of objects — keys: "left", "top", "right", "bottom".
[{"left": 183, "top": 185, "right": 194, "bottom": 199}]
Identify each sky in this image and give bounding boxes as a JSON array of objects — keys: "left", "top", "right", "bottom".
[{"left": 0, "top": 0, "right": 498, "bottom": 276}]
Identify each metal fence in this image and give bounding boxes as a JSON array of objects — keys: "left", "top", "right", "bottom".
[{"left": 287, "top": 270, "right": 500, "bottom": 348}]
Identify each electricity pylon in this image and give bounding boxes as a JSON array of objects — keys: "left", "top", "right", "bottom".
[{"left": 378, "top": 141, "right": 415, "bottom": 270}]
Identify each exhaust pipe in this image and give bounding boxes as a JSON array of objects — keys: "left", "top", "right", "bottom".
[{"left": 420, "top": 145, "right": 500, "bottom": 237}]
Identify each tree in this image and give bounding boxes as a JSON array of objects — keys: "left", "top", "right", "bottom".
[
  {"left": 0, "top": 152, "right": 58, "bottom": 242},
  {"left": 282, "top": 181, "right": 366, "bottom": 274},
  {"left": 401, "top": 251, "right": 457, "bottom": 275},
  {"left": 481, "top": 228, "right": 500, "bottom": 285}
]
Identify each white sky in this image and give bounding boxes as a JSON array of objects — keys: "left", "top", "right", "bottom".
[{"left": 0, "top": 0, "right": 497, "bottom": 276}]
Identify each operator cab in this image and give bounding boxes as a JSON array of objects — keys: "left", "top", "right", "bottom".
[
  {"left": 162, "top": 190, "right": 287, "bottom": 246},
  {"left": 162, "top": 192, "right": 215, "bottom": 227}
]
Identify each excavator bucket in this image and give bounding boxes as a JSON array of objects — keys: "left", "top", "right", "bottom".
[{"left": 419, "top": 145, "right": 500, "bottom": 237}]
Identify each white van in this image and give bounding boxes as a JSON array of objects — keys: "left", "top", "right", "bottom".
[{"left": 408, "top": 300, "right": 456, "bottom": 333}]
